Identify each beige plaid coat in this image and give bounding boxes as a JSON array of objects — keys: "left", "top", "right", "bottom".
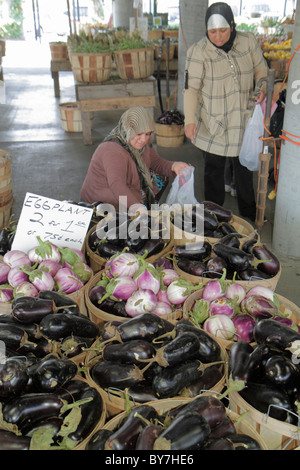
[{"left": 184, "top": 31, "right": 268, "bottom": 157}]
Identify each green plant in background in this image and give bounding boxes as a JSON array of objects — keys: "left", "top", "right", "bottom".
[
  {"left": 236, "top": 22, "right": 258, "bottom": 34},
  {"left": 0, "top": 0, "right": 24, "bottom": 39},
  {"left": 69, "top": 29, "right": 152, "bottom": 54}
]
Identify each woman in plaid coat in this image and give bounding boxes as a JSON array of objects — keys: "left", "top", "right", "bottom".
[{"left": 184, "top": 2, "right": 268, "bottom": 221}]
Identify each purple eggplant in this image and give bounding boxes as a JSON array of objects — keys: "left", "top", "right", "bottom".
[
  {"left": 201, "top": 201, "right": 233, "bottom": 222},
  {"left": 102, "top": 339, "right": 156, "bottom": 366},
  {"left": 27, "top": 355, "right": 78, "bottom": 392},
  {"left": 105, "top": 405, "right": 159, "bottom": 450},
  {"left": 175, "top": 320, "right": 221, "bottom": 363},
  {"left": 154, "top": 411, "right": 210, "bottom": 450},
  {"left": 177, "top": 258, "right": 206, "bottom": 277},
  {"left": 175, "top": 394, "right": 227, "bottom": 429},
  {"left": 241, "top": 295, "right": 278, "bottom": 319},
  {"left": 264, "top": 354, "right": 297, "bottom": 387},
  {"left": 232, "top": 314, "right": 256, "bottom": 343},
  {"left": 0, "top": 430, "right": 30, "bottom": 450},
  {"left": 237, "top": 268, "right": 271, "bottom": 281},
  {"left": 251, "top": 242, "right": 280, "bottom": 276},
  {"left": 0, "top": 358, "right": 29, "bottom": 399},
  {"left": 91, "top": 361, "right": 146, "bottom": 390},
  {"left": 228, "top": 341, "right": 254, "bottom": 390},
  {"left": 219, "top": 233, "right": 241, "bottom": 248},
  {"left": 174, "top": 241, "right": 212, "bottom": 261},
  {"left": 39, "top": 313, "right": 100, "bottom": 341},
  {"left": 185, "top": 365, "right": 223, "bottom": 396},
  {"left": 213, "top": 243, "right": 253, "bottom": 271},
  {"left": 226, "top": 433, "right": 262, "bottom": 450},
  {"left": 206, "top": 256, "right": 228, "bottom": 278},
  {"left": 239, "top": 382, "right": 297, "bottom": 424},
  {"left": 254, "top": 318, "right": 300, "bottom": 351},
  {"left": 86, "top": 429, "right": 114, "bottom": 450},
  {"left": 135, "top": 424, "right": 163, "bottom": 450}
]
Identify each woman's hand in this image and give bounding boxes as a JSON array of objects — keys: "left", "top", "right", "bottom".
[
  {"left": 171, "top": 161, "right": 192, "bottom": 175},
  {"left": 185, "top": 123, "right": 196, "bottom": 142},
  {"left": 255, "top": 90, "right": 266, "bottom": 105}
]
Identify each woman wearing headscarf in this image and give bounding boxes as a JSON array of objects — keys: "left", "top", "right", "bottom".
[
  {"left": 184, "top": 2, "right": 268, "bottom": 221},
  {"left": 80, "top": 106, "right": 189, "bottom": 210}
]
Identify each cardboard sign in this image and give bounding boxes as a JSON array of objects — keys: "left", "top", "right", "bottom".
[{"left": 12, "top": 193, "right": 93, "bottom": 253}]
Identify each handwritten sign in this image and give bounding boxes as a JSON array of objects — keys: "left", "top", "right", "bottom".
[{"left": 12, "top": 193, "right": 93, "bottom": 253}]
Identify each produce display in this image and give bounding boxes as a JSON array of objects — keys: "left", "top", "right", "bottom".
[
  {"left": 85, "top": 395, "right": 264, "bottom": 450},
  {"left": 0, "top": 292, "right": 103, "bottom": 450},
  {"left": 262, "top": 38, "right": 292, "bottom": 60},
  {"left": 184, "top": 281, "right": 299, "bottom": 344},
  {"left": 87, "top": 211, "right": 171, "bottom": 262},
  {"left": 87, "top": 251, "right": 203, "bottom": 319},
  {"left": 174, "top": 236, "right": 280, "bottom": 282},
  {"left": 87, "top": 313, "right": 225, "bottom": 400},
  {"left": 227, "top": 319, "right": 300, "bottom": 424},
  {"left": 1, "top": 197, "right": 300, "bottom": 450},
  {"left": 0, "top": 236, "right": 92, "bottom": 302}
]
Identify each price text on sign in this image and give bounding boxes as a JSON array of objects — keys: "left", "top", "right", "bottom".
[{"left": 12, "top": 193, "right": 93, "bottom": 253}]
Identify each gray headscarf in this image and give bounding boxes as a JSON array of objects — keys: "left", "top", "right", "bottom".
[{"left": 104, "top": 107, "right": 155, "bottom": 208}]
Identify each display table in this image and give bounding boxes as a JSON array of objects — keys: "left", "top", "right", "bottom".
[
  {"left": 50, "top": 59, "right": 72, "bottom": 97},
  {"left": 75, "top": 76, "right": 156, "bottom": 145}
]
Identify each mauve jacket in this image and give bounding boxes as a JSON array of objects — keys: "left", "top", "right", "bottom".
[{"left": 80, "top": 141, "right": 175, "bottom": 209}]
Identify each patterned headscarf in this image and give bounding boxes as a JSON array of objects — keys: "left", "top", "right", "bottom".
[{"left": 104, "top": 107, "right": 155, "bottom": 208}]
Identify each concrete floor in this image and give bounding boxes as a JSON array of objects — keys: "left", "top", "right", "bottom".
[{"left": 1, "top": 39, "right": 299, "bottom": 306}]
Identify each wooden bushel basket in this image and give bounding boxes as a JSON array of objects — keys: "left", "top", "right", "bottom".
[
  {"left": 0, "top": 150, "right": 13, "bottom": 231},
  {"left": 113, "top": 47, "right": 155, "bottom": 80},
  {"left": 171, "top": 214, "right": 257, "bottom": 246},
  {"left": 100, "top": 394, "right": 268, "bottom": 450},
  {"left": 155, "top": 123, "right": 185, "bottom": 148},
  {"left": 69, "top": 52, "right": 112, "bottom": 83},
  {"left": 182, "top": 291, "right": 298, "bottom": 351},
  {"left": 84, "top": 335, "right": 227, "bottom": 418},
  {"left": 49, "top": 42, "right": 68, "bottom": 60},
  {"left": 59, "top": 102, "right": 83, "bottom": 133}
]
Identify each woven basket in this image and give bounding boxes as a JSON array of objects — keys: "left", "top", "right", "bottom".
[
  {"left": 84, "top": 269, "right": 182, "bottom": 330},
  {"left": 100, "top": 394, "right": 268, "bottom": 450},
  {"left": 113, "top": 47, "right": 155, "bottom": 80},
  {"left": 85, "top": 335, "right": 227, "bottom": 418},
  {"left": 69, "top": 52, "right": 112, "bottom": 83},
  {"left": 84, "top": 226, "right": 174, "bottom": 275},
  {"left": 183, "top": 290, "right": 297, "bottom": 350},
  {"left": 155, "top": 123, "right": 185, "bottom": 148},
  {"left": 49, "top": 42, "right": 68, "bottom": 60},
  {"left": 171, "top": 214, "right": 257, "bottom": 246},
  {"left": 229, "top": 389, "right": 300, "bottom": 450}
]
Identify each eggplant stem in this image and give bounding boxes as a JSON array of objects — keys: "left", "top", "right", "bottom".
[{"left": 152, "top": 327, "right": 176, "bottom": 344}]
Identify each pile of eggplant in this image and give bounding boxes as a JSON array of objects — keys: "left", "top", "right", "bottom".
[
  {"left": 85, "top": 395, "right": 263, "bottom": 450},
  {"left": 174, "top": 235, "right": 280, "bottom": 282},
  {"left": 185, "top": 279, "right": 298, "bottom": 343},
  {"left": 0, "top": 236, "right": 93, "bottom": 303},
  {"left": 0, "top": 291, "right": 103, "bottom": 449},
  {"left": 88, "top": 251, "right": 205, "bottom": 319},
  {"left": 172, "top": 201, "right": 246, "bottom": 239},
  {"left": 87, "top": 312, "right": 225, "bottom": 401},
  {"left": 88, "top": 211, "right": 170, "bottom": 261},
  {"left": 1, "top": 291, "right": 100, "bottom": 362},
  {"left": 228, "top": 319, "right": 300, "bottom": 425}
]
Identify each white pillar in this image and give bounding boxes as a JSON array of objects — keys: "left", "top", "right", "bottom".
[
  {"left": 177, "top": 0, "right": 208, "bottom": 112},
  {"left": 112, "top": 0, "right": 134, "bottom": 28},
  {"left": 273, "top": 6, "right": 300, "bottom": 257}
]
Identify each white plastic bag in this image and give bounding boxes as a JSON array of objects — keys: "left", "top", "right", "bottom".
[
  {"left": 239, "top": 104, "right": 264, "bottom": 171},
  {"left": 165, "top": 166, "right": 199, "bottom": 205}
]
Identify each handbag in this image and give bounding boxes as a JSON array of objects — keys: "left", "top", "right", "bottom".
[{"left": 239, "top": 104, "right": 264, "bottom": 171}]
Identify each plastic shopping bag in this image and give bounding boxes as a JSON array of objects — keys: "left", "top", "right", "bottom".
[
  {"left": 239, "top": 104, "right": 264, "bottom": 171},
  {"left": 165, "top": 166, "right": 199, "bottom": 206}
]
